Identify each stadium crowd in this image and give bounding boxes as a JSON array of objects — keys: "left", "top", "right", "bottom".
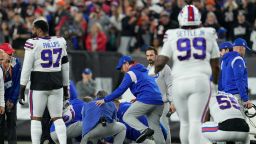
[{"left": 1, "top": 0, "right": 256, "bottom": 55}]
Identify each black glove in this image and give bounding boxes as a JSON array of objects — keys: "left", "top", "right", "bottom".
[
  {"left": 63, "top": 86, "right": 69, "bottom": 100},
  {"left": 19, "top": 85, "right": 26, "bottom": 105}
]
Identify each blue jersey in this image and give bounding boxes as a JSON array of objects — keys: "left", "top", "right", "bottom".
[{"left": 221, "top": 52, "right": 248, "bottom": 102}]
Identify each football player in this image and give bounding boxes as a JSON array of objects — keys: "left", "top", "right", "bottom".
[
  {"left": 202, "top": 92, "right": 249, "bottom": 143},
  {"left": 19, "top": 17, "right": 69, "bottom": 144},
  {"left": 151, "top": 5, "right": 220, "bottom": 144}
]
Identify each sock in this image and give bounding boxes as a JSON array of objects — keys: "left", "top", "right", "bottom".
[
  {"left": 54, "top": 119, "right": 67, "bottom": 144},
  {"left": 31, "top": 120, "right": 42, "bottom": 144}
]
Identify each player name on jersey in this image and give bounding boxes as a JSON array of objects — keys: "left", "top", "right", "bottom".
[
  {"left": 43, "top": 41, "right": 61, "bottom": 48},
  {"left": 176, "top": 29, "right": 206, "bottom": 38}
]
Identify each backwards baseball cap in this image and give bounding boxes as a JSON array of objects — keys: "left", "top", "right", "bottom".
[
  {"left": 219, "top": 41, "right": 233, "bottom": 50},
  {"left": 233, "top": 38, "right": 250, "bottom": 50},
  {"left": 116, "top": 55, "right": 133, "bottom": 70},
  {"left": 82, "top": 68, "right": 92, "bottom": 75},
  {"left": 0, "top": 43, "right": 15, "bottom": 55}
]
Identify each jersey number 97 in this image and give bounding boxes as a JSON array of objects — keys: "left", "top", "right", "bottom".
[
  {"left": 41, "top": 48, "right": 62, "bottom": 68},
  {"left": 177, "top": 37, "right": 206, "bottom": 61}
]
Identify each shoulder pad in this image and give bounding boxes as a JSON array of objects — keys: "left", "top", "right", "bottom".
[{"left": 163, "top": 29, "right": 177, "bottom": 42}]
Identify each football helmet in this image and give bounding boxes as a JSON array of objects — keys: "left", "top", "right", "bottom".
[{"left": 178, "top": 5, "right": 201, "bottom": 26}]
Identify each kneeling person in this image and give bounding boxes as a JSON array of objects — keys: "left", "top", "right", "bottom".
[
  {"left": 50, "top": 97, "right": 85, "bottom": 143},
  {"left": 202, "top": 92, "right": 249, "bottom": 143},
  {"left": 81, "top": 90, "right": 126, "bottom": 144}
]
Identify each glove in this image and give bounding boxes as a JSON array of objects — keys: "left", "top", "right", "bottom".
[
  {"left": 19, "top": 85, "right": 26, "bottom": 105},
  {"left": 63, "top": 86, "right": 69, "bottom": 100}
]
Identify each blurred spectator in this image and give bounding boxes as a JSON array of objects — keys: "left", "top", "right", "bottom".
[
  {"left": 119, "top": 7, "right": 137, "bottom": 54},
  {"left": 88, "top": 2, "right": 110, "bottom": 35},
  {"left": 0, "top": 21, "right": 10, "bottom": 43},
  {"left": 250, "top": 20, "right": 256, "bottom": 51},
  {"left": 204, "top": 12, "right": 220, "bottom": 30},
  {"left": 54, "top": 0, "right": 70, "bottom": 36},
  {"left": 154, "top": 11, "right": 178, "bottom": 45},
  {"left": 10, "top": 13, "right": 30, "bottom": 49},
  {"left": 217, "top": 27, "right": 228, "bottom": 45},
  {"left": 170, "top": 0, "right": 185, "bottom": 23},
  {"left": 76, "top": 68, "right": 96, "bottom": 100},
  {"left": 223, "top": 0, "right": 239, "bottom": 39},
  {"left": 54, "top": 0, "right": 83, "bottom": 50},
  {"left": 107, "top": 2, "right": 124, "bottom": 51},
  {"left": 201, "top": 0, "right": 224, "bottom": 26},
  {"left": 232, "top": 11, "right": 251, "bottom": 45},
  {"left": 238, "top": 0, "right": 255, "bottom": 24},
  {"left": 85, "top": 22, "right": 107, "bottom": 52},
  {"left": 0, "top": 5, "right": 8, "bottom": 22}
]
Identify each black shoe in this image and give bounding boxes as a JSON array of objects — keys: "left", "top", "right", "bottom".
[{"left": 136, "top": 128, "right": 154, "bottom": 143}]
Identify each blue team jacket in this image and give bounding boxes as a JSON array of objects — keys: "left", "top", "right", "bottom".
[
  {"left": 69, "top": 80, "right": 78, "bottom": 101},
  {"left": 221, "top": 51, "right": 248, "bottom": 102},
  {"left": 104, "top": 64, "right": 163, "bottom": 105},
  {"left": 218, "top": 58, "right": 224, "bottom": 91},
  {"left": 50, "top": 98, "right": 84, "bottom": 132},
  {"left": 82, "top": 99, "right": 117, "bottom": 136},
  {"left": 4, "top": 57, "right": 21, "bottom": 104},
  {"left": 117, "top": 102, "right": 167, "bottom": 141}
]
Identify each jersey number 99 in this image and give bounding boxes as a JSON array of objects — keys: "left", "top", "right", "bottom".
[
  {"left": 177, "top": 37, "right": 206, "bottom": 61},
  {"left": 41, "top": 48, "right": 62, "bottom": 68}
]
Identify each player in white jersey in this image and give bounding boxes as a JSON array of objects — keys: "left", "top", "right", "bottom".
[
  {"left": 146, "top": 47, "right": 175, "bottom": 144},
  {"left": 202, "top": 92, "right": 249, "bottom": 143},
  {"left": 19, "top": 18, "right": 69, "bottom": 144},
  {"left": 150, "top": 5, "right": 220, "bottom": 144}
]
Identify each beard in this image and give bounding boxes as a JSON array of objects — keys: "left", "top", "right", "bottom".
[{"left": 148, "top": 60, "right": 155, "bottom": 65}]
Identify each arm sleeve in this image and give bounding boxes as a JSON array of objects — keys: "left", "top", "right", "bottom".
[
  {"left": 163, "top": 65, "right": 173, "bottom": 102},
  {"left": 61, "top": 39, "right": 69, "bottom": 86},
  {"left": 10, "top": 59, "right": 21, "bottom": 103},
  {"left": 0, "top": 69, "right": 4, "bottom": 107},
  {"left": 104, "top": 73, "right": 133, "bottom": 102},
  {"left": 232, "top": 59, "right": 248, "bottom": 102},
  {"left": 20, "top": 47, "right": 34, "bottom": 86}
]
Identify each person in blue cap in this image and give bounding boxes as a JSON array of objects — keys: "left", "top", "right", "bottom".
[
  {"left": 221, "top": 38, "right": 253, "bottom": 112},
  {"left": 76, "top": 68, "right": 96, "bottom": 100},
  {"left": 96, "top": 55, "right": 165, "bottom": 144},
  {"left": 81, "top": 90, "right": 126, "bottom": 144},
  {"left": 219, "top": 41, "right": 233, "bottom": 57},
  {"left": 218, "top": 41, "right": 233, "bottom": 92}
]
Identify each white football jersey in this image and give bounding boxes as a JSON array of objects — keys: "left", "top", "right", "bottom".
[
  {"left": 209, "top": 93, "right": 244, "bottom": 123},
  {"left": 20, "top": 36, "right": 68, "bottom": 86},
  {"left": 160, "top": 27, "right": 220, "bottom": 80}
]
